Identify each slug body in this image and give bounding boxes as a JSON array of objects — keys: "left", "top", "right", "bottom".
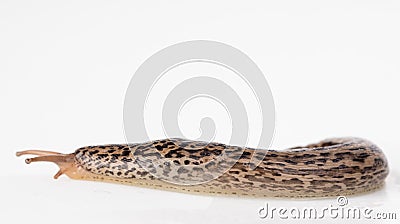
[{"left": 17, "top": 137, "right": 388, "bottom": 198}]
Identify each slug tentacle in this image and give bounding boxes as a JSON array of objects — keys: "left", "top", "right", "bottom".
[
  {"left": 16, "top": 150, "right": 63, "bottom": 157},
  {"left": 17, "top": 150, "right": 84, "bottom": 179},
  {"left": 24, "top": 155, "right": 70, "bottom": 164}
]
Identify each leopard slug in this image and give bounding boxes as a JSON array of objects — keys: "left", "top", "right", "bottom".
[{"left": 16, "top": 137, "right": 388, "bottom": 198}]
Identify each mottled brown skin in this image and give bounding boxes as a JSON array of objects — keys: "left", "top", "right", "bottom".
[{"left": 16, "top": 137, "right": 389, "bottom": 198}]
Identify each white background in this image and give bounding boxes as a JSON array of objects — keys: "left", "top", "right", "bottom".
[{"left": 1, "top": 1, "right": 399, "bottom": 223}]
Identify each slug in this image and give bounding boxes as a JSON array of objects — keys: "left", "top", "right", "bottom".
[{"left": 16, "top": 137, "right": 388, "bottom": 198}]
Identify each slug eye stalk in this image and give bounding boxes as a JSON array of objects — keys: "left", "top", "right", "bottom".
[{"left": 16, "top": 150, "right": 78, "bottom": 179}]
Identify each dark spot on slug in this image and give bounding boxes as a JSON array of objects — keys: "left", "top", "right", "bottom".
[
  {"left": 177, "top": 167, "right": 189, "bottom": 174},
  {"left": 282, "top": 178, "right": 303, "bottom": 185},
  {"left": 374, "top": 158, "right": 384, "bottom": 166},
  {"left": 302, "top": 154, "right": 317, "bottom": 158},
  {"left": 121, "top": 151, "right": 131, "bottom": 157},
  {"left": 352, "top": 158, "right": 365, "bottom": 163},
  {"left": 200, "top": 151, "right": 211, "bottom": 156},
  {"left": 242, "top": 151, "right": 251, "bottom": 156},
  {"left": 105, "top": 170, "right": 114, "bottom": 175},
  {"left": 358, "top": 153, "right": 370, "bottom": 158},
  {"left": 155, "top": 145, "right": 164, "bottom": 151},
  {"left": 121, "top": 158, "right": 132, "bottom": 163},
  {"left": 284, "top": 160, "right": 297, "bottom": 165},
  {"left": 89, "top": 150, "right": 99, "bottom": 155},
  {"left": 189, "top": 155, "right": 200, "bottom": 160},
  {"left": 334, "top": 152, "right": 352, "bottom": 157},
  {"left": 361, "top": 175, "right": 372, "bottom": 180},
  {"left": 97, "top": 153, "right": 108, "bottom": 158}
]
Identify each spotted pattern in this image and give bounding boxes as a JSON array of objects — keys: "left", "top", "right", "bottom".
[{"left": 74, "top": 137, "right": 389, "bottom": 197}]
